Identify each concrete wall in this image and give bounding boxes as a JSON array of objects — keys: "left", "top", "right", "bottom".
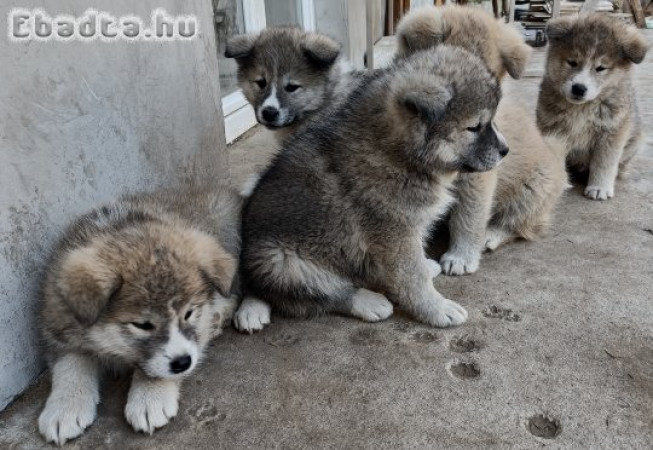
[
  {"left": 0, "top": 0, "right": 226, "bottom": 410},
  {"left": 313, "top": 0, "right": 363, "bottom": 68},
  {"left": 314, "top": 0, "right": 385, "bottom": 69}
]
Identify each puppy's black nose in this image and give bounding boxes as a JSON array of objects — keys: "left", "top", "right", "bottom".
[
  {"left": 170, "top": 355, "right": 192, "bottom": 374},
  {"left": 261, "top": 107, "right": 279, "bottom": 122},
  {"left": 499, "top": 146, "right": 509, "bottom": 158},
  {"left": 571, "top": 84, "right": 587, "bottom": 97}
]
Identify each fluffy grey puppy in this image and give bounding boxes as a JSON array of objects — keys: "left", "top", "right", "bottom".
[{"left": 240, "top": 46, "right": 507, "bottom": 329}]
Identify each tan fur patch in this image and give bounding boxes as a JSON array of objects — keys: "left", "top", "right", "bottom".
[{"left": 396, "top": 5, "right": 532, "bottom": 80}]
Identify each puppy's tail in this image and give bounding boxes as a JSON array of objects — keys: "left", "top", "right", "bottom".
[{"left": 241, "top": 244, "right": 356, "bottom": 319}]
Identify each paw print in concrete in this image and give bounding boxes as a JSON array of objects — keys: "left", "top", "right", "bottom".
[
  {"left": 264, "top": 331, "right": 300, "bottom": 347},
  {"left": 350, "top": 328, "right": 385, "bottom": 346},
  {"left": 482, "top": 305, "right": 521, "bottom": 322},
  {"left": 187, "top": 402, "right": 227, "bottom": 427},
  {"left": 408, "top": 331, "right": 439, "bottom": 343},
  {"left": 448, "top": 360, "right": 481, "bottom": 380},
  {"left": 527, "top": 414, "right": 561, "bottom": 439},
  {"left": 449, "top": 335, "right": 482, "bottom": 353}
]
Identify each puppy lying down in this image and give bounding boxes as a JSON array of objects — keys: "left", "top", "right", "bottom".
[{"left": 38, "top": 185, "right": 241, "bottom": 445}]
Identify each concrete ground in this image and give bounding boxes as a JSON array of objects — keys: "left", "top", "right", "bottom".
[{"left": 1, "top": 36, "right": 652, "bottom": 450}]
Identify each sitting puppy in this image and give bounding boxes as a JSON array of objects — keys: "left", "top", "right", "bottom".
[
  {"left": 225, "top": 26, "right": 361, "bottom": 142},
  {"left": 537, "top": 14, "right": 648, "bottom": 200},
  {"left": 240, "top": 46, "right": 507, "bottom": 329},
  {"left": 396, "top": 5, "right": 569, "bottom": 270},
  {"left": 38, "top": 185, "right": 241, "bottom": 445},
  {"left": 226, "top": 27, "right": 369, "bottom": 332}
]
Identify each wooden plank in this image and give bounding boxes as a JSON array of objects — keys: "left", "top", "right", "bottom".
[
  {"left": 366, "top": 0, "right": 375, "bottom": 69},
  {"left": 628, "top": 0, "right": 646, "bottom": 28}
]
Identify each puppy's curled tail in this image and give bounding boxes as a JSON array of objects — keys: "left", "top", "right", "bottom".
[{"left": 241, "top": 244, "right": 355, "bottom": 319}]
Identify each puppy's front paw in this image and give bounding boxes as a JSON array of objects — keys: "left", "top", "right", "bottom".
[
  {"left": 584, "top": 185, "right": 613, "bottom": 200},
  {"left": 125, "top": 378, "right": 179, "bottom": 434},
  {"left": 39, "top": 393, "right": 98, "bottom": 445},
  {"left": 418, "top": 298, "right": 468, "bottom": 328},
  {"left": 440, "top": 250, "right": 480, "bottom": 276},
  {"left": 350, "top": 288, "right": 393, "bottom": 322},
  {"left": 484, "top": 227, "right": 511, "bottom": 251},
  {"left": 233, "top": 297, "right": 271, "bottom": 334}
]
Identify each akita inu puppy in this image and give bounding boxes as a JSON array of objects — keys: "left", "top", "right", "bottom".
[
  {"left": 38, "top": 185, "right": 241, "bottom": 445},
  {"left": 537, "top": 14, "right": 648, "bottom": 200},
  {"left": 397, "top": 5, "right": 569, "bottom": 272},
  {"left": 225, "top": 26, "right": 361, "bottom": 142},
  {"left": 240, "top": 47, "right": 507, "bottom": 329}
]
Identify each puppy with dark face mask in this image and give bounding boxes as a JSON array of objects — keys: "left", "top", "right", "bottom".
[
  {"left": 240, "top": 46, "right": 507, "bottom": 330},
  {"left": 225, "top": 26, "right": 359, "bottom": 141},
  {"left": 38, "top": 185, "right": 241, "bottom": 445},
  {"left": 537, "top": 14, "right": 648, "bottom": 200}
]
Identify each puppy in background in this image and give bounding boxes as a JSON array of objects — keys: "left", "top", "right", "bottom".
[
  {"left": 225, "top": 26, "right": 360, "bottom": 142},
  {"left": 241, "top": 46, "right": 507, "bottom": 330},
  {"left": 537, "top": 14, "right": 648, "bottom": 200},
  {"left": 396, "top": 5, "right": 569, "bottom": 269},
  {"left": 38, "top": 185, "right": 241, "bottom": 445}
]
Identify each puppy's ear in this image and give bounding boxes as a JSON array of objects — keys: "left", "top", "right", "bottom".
[
  {"left": 57, "top": 246, "right": 122, "bottom": 326},
  {"left": 225, "top": 34, "right": 257, "bottom": 59},
  {"left": 192, "top": 233, "right": 236, "bottom": 298},
  {"left": 619, "top": 27, "right": 648, "bottom": 64},
  {"left": 302, "top": 34, "right": 341, "bottom": 68},
  {"left": 401, "top": 86, "right": 452, "bottom": 123},
  {"left": 395, "top": 7, "right": 447, "bottom": 57},
  {"left": 497, "top": 23, "right": 532, "bottom": 79},
  {"left": 545, "top": 16, "right": 575, "bottom": 43}
]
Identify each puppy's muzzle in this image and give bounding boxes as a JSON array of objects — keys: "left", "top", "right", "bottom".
[
  {"left": 460, "top": 123, "right": 509, "bottom": 172},
  {"left": 170, "top": 354, "right": 192, "bottom": 374},
  {"left": 571, "top": 83, "right": 587, "bottom": 100},
  {"left": 261, "top": 106, "right": 279, "bottom": 123}
]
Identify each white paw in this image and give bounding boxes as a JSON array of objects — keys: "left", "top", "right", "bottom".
[
  {"left": 233, "top": 297, "right": 271, "bottom": 334},
  {"left": 484, "top": 228, "right": 511, "bottom": 251},
  {"left": 423, "top": 298, "right": 468, "bottom": 328},
  {"left": 584, "top": 185, "right": 613, "bottom": 200},
  {"left": 425, "top": 258, "right": 442, "bottom": 279},
  {"left": 38, "top": 392, "right": 98, "bottom": 446},
  {"left": 440, "top": 250, "right": 480, "bottom": 276},
  {"left": 350, "top": 288, "right": 394, "bottom": 322},
  {"left": 125, "top": 379, "right": 179, "bottom": 434}
]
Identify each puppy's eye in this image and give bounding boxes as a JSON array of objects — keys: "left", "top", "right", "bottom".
[
  {"left": 131, "top": 321, "right": 155, "bottom": 331},
  {"left": 285, "top": 83, "right": 301, "bottom": 93},
  {"left": 566, "top": 60, "right": 578, "bottom": 68},
  {"left": 466, "top": 123, "right": 482, "bottom": 133},
  {"left": 254, "top": 78, "right": 266, "bottom": 88},
  {"left": 184, "top": 308, "right": 195, "bottom": 321},
  {"left": 595, "top": 65, "right": 607, "bottom": 72}
]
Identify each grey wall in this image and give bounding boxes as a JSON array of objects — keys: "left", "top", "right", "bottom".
[
  {"left": 314, "top": 0, "right": 385, "bottom": 69},
  {"left": 265, "top": 0, "right": 302, "bottom": 27},
  {"left": 0, "top": 0, "right": 226, "bottom": 410}
]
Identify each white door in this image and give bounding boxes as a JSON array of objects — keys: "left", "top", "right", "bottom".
[{"left": 215, "top": 0, "right": 316, "bottom": 143}]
